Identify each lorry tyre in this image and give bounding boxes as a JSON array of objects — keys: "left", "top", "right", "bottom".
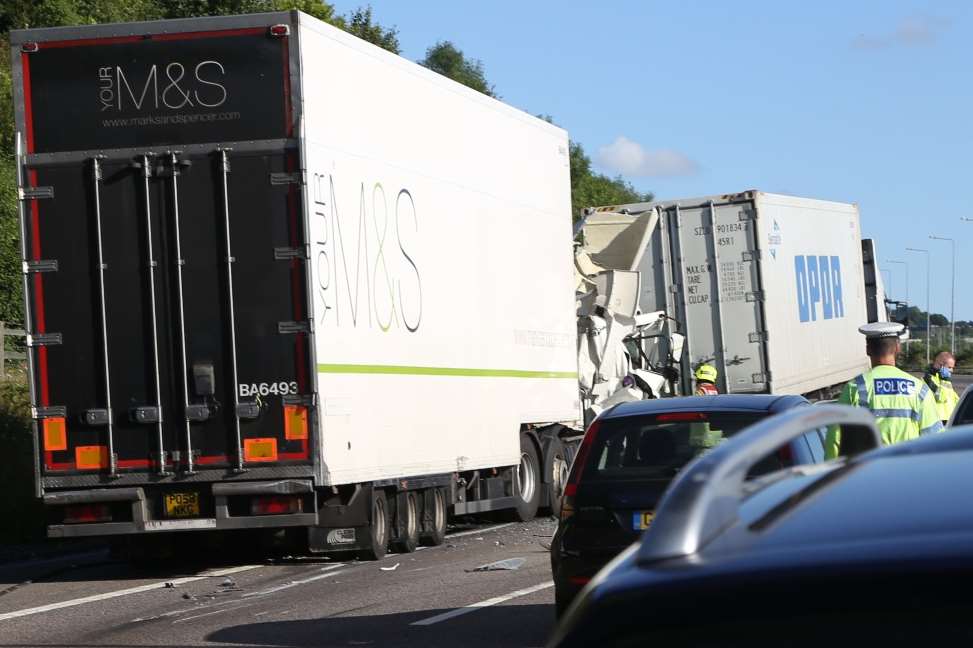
[
  {"left": 510, "top": 433, "right": 541, "bottom": 522},
  {"left": 544, "top": 438, "right": 569, "bottom": 518},
  {"left": 392, "top": 491, "right": 419, "bottom": 553},
  {"left": 420, "top": 487, "right": 447, "bottom": 546},
  {"left": 359, "top": 489, "right": 390, "bottom": 561}
]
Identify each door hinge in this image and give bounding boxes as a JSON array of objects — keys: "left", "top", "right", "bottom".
[
  {"left": 236, "top": 402, "right": 261, "bottom": 419},
  {"left": 83, "top": 409, "right": 110, "bottom": 426},
  {"left": 33, "top": 405, "right": 67, "bottom": 419},
  {"left": 185, "top": 404, "right": 211, "bottom": 422},
  {"left": 28, "top": 333, "right": 62, "bottom": 347},
  {"left": 745, "top": 290, "right": 765, "bottom": 303},
  {"left": 23, "top": 260, "right": 58, "bottom": 273},
  {"left": 132, "top": 406, "right": 161, "bottom": 424},
  {"left": 278, "top": 320, "right": 311, "bottom": 334},
  {"left": 274, "top": 246, "right": 310, "bottom": 260},
  {"left": 741, "top": 250, "right": 760, "bottom": 262},
  {"left": 19, "top": 186, "right": 54, "bottom": 201},
  {"left": 282, "top": 393, "right": 317, "bottom": 407},
  {"left": 752, "top": 371, "right": 771, "bottom": 384},
  {"left": 270, "top": 171, "right": 304, "bottom": 186},
  {"left": 738, "top": 207, "right": 756, "bottom": 221},
  {"left": 748, "top": 331, "right": 768, "bottom": 343}
]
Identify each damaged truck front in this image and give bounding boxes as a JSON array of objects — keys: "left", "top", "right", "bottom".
[{"left": 575, "top": 191, "right": 888, "bottom": 420}]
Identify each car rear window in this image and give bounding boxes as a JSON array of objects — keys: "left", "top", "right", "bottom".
[{"left": 584, "top": 411, "right": 767, "bottom": 481}]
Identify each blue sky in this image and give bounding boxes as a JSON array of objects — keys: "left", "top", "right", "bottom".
[{"left": 333, "top": 1, "right": 973, "bottom": 319}]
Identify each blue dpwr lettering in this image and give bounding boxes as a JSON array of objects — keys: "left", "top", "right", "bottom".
[{"left": 794, "top": 255, "right": 844, "bottom": 323}]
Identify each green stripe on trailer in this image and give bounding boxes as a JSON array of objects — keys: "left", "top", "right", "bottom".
[{"left": 317, "top": 363, "right": 577, "bottom": 379}]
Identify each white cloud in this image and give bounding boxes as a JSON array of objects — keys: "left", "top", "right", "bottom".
[
  {"left": 852, "top": 15, "right": 950, "bottom": 50},
  {"left": 595, "top": 136, "right": 698, "bottom": 178}
]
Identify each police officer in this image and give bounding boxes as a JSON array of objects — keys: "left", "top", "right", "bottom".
[
  {"left": 694, "top": 364, "right": 719, "bottom": 395},
  {"left": 825, "top": 322, "right": 942, "bottom": 458},
  {"left": 923, "top": 351, "right": 959, "bottom": 424}
]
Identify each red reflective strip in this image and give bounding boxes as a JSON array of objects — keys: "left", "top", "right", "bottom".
[
  {"left": 21, "top": 53, "right": 34, "bottom": 152},
  {"left": 150, "top": 27, "right": 266, "bottom": 41},
  {"left": 63, "top": 504, "right": 111, "bottom": 524},
  {"left": 252, "top": 495, "right": 301, "bottom": 515},
  {"left": 38, "top": 28, "right": 266, "bottom": 49},
  {"left": 282, "top": 35, "right": 293, "bottom": 137},
  {"left": 27, "top": 170, "right": 49, "bottom": 407},
  {"left": 286, "top": 150, "right": 309, "bottom": 430},
  {"left": 39, "top": 35, "right": 144, "bottom": 49},
  {"left": 195, "top": 455, "right": 230, "bottom": 466}
]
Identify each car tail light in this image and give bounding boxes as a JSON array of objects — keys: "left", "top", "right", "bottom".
[
  {"left": 251, "top": 496, "right": 302, "bottom": 516},
  {"left": 63, "top": 504, "right": 111, "bottom": 524},
  {"left": 561, "top": 419, "right": 602, "bottom": 522},
  {"left": 656, "top": 412, "right": 707, "bottom": 422}
]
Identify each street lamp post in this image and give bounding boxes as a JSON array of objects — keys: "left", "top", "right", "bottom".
[
  {"left": 881, "top": 269, "right": 892, "bottom": 305},
  {"left": 906, "top": 247, "right": 930, "bottom": 365},
  {"left": 929, "top": 235, "right": 955, "bottom": 355}
]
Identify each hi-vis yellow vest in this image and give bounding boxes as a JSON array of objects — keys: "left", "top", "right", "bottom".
[{"left": 824, "top": 365, "right": 942, "bottom": 459}]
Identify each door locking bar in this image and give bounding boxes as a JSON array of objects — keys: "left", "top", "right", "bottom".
[
  {"left": 167, "top": 152, "right": 193, "bottom": 476},
  {"left": 90, "top": 157, "right": 117, "bottom": 478},
  {"left": 138, "top": 154, "right": 169, "bottom": 476},
  {"left": 218, "top": 148, "right": 247, "bottom": 474}
]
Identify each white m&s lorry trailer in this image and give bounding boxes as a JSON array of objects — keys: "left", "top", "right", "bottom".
[{"left": 10, "top": 10, "right": 579, "bottom": 557}]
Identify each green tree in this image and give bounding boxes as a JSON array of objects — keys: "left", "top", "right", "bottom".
[
  {"left": 569, "top": 141, "right": 652, "bottom": 220},
  {"left": 343, "top": 6, "right": 399, "bottom": 53},
  {"left": 420, "top": 41, "right": 496, "bottom": 97}
]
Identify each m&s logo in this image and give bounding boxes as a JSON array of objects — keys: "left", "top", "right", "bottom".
[{"left": 794, "top": 255, "right": 844, "bottom": 323}]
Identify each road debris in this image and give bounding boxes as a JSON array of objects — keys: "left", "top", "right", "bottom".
[
  {"left": 164, "top": 582, "right": 176, "bottom": 589},
  {"left": 467, "top": 557, "right": 526, "bottom": 572},
  {"left": 379, "top": 563, "right": 400, "bottom": 572}
]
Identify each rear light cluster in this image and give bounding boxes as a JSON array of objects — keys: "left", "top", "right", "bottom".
[
  {"left": 63, "top": 504, "right": 111, "bottom": 524},
  {"left": 251, "top": 495, "right": 302, "bottom": 516},
  {"left": 656, "top": 412, "right": 708, "bottom": 422},
  {"left": 560, "top": 420, "right": 602, "bottom": 522}
]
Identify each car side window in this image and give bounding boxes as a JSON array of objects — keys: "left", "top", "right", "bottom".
[
  {"left": 803, "top": 428, "right": 827, "bottom": 463},
  {"left": 953, "top": 396, "right": 973, "bottom": 426}
]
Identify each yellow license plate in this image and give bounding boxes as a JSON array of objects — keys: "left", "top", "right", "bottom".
[
  {"left": 164, "top": 492, "right": 200, "bottom": 518},
  {"left": 632, "top": 511, "right": 654, "bottom": 531}
]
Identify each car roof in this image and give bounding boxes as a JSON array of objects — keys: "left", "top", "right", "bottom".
[
  {"left": 741, "top": 430, "right": 973, "bottom": 553},
  {"left": 603, "top": 394, "right": 808, "bottom": 420}
]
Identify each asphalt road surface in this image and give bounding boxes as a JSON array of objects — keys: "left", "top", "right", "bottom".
[{"left": 0, "top": 519, "right": 559, "bottom": 648}]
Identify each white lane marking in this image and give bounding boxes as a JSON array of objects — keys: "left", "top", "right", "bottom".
[
  {"left": 410, "top": 581, "right": 554, "bottom": 626},
  {"left": 446, "top": 523, "right": 514, "bottom": 539},
  {"left": 0, "top": 564, "right": 261, "bottom": 622},
  {"left": 243, "top": 566, "right": 351, "bottom": 598},
  {"left": 172, "top": 602, "right": 258, "bottom": 624}
]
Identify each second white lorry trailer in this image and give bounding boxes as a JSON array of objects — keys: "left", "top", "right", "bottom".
[
  {"left": 576, "top": 191, "right": 887, "bottom": 417},
  {"left": 10, "top": 10, "right": 579, "bottom": 557}
]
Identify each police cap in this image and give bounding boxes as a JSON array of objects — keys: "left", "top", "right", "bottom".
[{"left": 858, "top": 322, "right": 905, "bottom": 339}]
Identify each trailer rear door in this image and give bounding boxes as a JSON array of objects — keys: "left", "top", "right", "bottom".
[
  {"left": 15, "top": 22, "right": 313, "bottom": 478},
  {"left": 660, "top": 199, "right": 769, "bottom": 394}
]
